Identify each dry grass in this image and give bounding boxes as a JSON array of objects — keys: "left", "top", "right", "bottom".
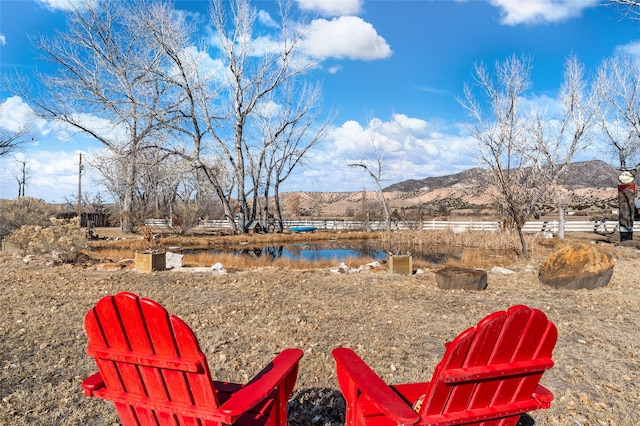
[
  {"left": 4, "top": 229, "right": 638, "bottom": 425},
  {"left": 440, "top": 248, "right": 519, "bottom": 269},
  {"left": 379, "top": 229, "right": 543, "bottom": 256},
  {"left": 86, "top": 229, "right": 537, "bottom": 271},
  {"left": 1, "top": 237, "right": 640, "bottom": 425}
]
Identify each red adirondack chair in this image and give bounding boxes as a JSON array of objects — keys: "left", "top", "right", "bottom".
[
  {"left": 82, "top": 292, "right": 303, "bottom": 425},
  {"left": 333, "top": 305, "right": 557, "bottom": 426}
]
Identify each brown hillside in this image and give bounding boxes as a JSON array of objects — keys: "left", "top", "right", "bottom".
[{"left": 283, "top": 160, "right": 621, "bottom": 218}]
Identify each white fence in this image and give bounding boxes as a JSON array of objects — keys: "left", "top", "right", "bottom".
[
  {"left": 148, "top": 218, "right": 502, "bottom": 232},
  {"left": 143, "top": 219, "right": 172, "bottom": 228},
  {"left": 521, "top": 220, "right": 625, "bottom": 233},
  {"left": 145, "top": 217, "right": 638, "bottom": 234}
]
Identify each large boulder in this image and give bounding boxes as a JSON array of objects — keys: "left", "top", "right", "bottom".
[
  {"left": 539, "top": 243, "right": 614, "bottom": 290},
  {"left": 436, "top": 267, "right": 487, "bottom": 290}
]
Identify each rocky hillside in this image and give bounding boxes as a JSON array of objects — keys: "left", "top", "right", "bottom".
[
  {"left": 286, "top": 160, "right": 622, "bottom": 217},
  {"left": 384, "top": 160, "right": 619, "bottom": 192}
]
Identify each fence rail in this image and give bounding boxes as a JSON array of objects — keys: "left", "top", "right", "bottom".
[
  {"left": 149, "top": 218, "right": 502, "bottom": 232},
  {"left": 520, "top": 220, "right": 628, "bottom": 233},
  {"left": 143, "top": 219, "right": 172, "bottom": 228},
  {"left": 145, "top": 217, "right": 640, "bottom": 234}
]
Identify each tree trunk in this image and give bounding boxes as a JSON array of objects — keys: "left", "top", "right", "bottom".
[
  {"left": 557, "top": 184, "right": 565, "bottom": 240},
  {"left": 516, "top": 224, "right": 528, "bottom": 258},
  {"left": 273, "top": 181, "right": 284, "bottom": 233},
  {"left": 374, "top": 178, "right": 391, "bottom": 231},
  {"left": 235, "top": 124, "right": 248, "bottom": 233},
  {"left": 121, "top": 159, "right": 136, "bottom": 233}
]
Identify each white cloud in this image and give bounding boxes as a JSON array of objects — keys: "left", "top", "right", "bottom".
[
  {"left": 0, "top": 34, "right": 6, "bottom": 46},
  {"left": 36, "top": 0, "right": 97, "bottom": 12},
  {"left": 417, "top": 86, "right": 449, "bottom": 95},
  {"left": 616, "top": 40, "right": 640, "bottom": 57},
  {"left": 327, "top": 65, "right": 342, "bottom": 74},
  {"left": 488, "top": 0, "right": 598, "bottom": 25},
  {"left": 0, "top": 149, "right": 92, "bottom": 201},
  {"left": 0, "top": 96, "right": 35, "bottom": 133},
  {"left": 173, "top": 46, "right": 226, "bottom": 82},
  {"left": 0, "top": 96, "right": 57, "bottom": 140},
  {"left": 258, "top": 10, "right": 278, "bottom": 28},
  {"left": 304, "top": 16, "right": 392, "bottom": 60},
  {"left": 254, "top": 99, "right": 282, "bottom": 118},
  {"left": 174, "top": 9, "right": 206, "bottom": 25},
  {"left": 283, "top": 113, "right": 476, "bottom": 192},
  {"left": 295, "top": 0, "right": 363, "bottom": 16}
]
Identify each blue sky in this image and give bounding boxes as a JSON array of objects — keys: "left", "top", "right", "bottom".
[{"left": 1, "top": 0, "right": 640, "bottom": 202}]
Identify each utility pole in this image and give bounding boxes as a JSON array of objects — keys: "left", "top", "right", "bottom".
[{"left": 78, "top": 152, "right": 83, "bottom": 221}]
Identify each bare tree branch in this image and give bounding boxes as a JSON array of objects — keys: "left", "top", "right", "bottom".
[{"left": 460, "top": 54, "right": 595, "bottom": 256}]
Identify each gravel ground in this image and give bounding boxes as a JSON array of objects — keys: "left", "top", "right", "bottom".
[{"left": 1, "top": 241, "right": 639, "bottom": 425}]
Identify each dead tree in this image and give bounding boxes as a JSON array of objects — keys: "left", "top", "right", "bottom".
[{"left": 348, "top": 119, "right": 392, "bottom": 231}]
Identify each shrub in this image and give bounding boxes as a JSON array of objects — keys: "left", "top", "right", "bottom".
[
  {"left": 0, "top": 198, "right": 61, "bottom": 239},
  {"left": 5, "top": 217, "right": 87, "bottom": 263}
]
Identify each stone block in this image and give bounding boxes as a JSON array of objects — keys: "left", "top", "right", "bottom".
[{"left": 436, "top": 267, "right": 487, "bottom": 290}]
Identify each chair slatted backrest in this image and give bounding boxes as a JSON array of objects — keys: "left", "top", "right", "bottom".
[
  {"left": 84, "top": 292, "right": 219, "bottom": 424},
  {"left": 419, "top": 305, "right": 557, "bottom": 425}
]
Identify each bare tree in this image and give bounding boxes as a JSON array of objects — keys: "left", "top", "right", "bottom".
[
  {"left": 594, "top": 53, "right": 640, "bottom": 240},
  {"left": 137, "top": 1, "right": 243, "bottom": 231},
  {"left": 0, "top": 128, "right": 30, "bottom": 157},
  {"left": 209, "top": 0, "right": 317, "bottom": 232},
  {"left": 348, "top": 119, "right": 392, "bottom": 231},
  {"left": 460, "top": 54, "right": 596, "bottom": 256},
  {"left": 11, "top": 0, "right": 174, "bottom": 233},
  {"left": 14, "top": 159, "right": 29, "bottom": 197},
  {"left": 261, "top": 81, "right": 329, "bottom": 232},
  {"left": 8, "top": 0, "right": 324, "bottom": 234},
  {"left": 610, "top": 0, "right": 640, "bottom": 18},
  {"left": 138, "top": 0, "right": 322, "bottom": 233},
  {"left": 595, "top": 54, "right": 640, "bottom": 169}
]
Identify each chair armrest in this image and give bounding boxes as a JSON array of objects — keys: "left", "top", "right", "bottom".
[
  {"left": 81, "top": 372, "right": 105, "bottom": 396},
  {"left": 217, "top": 348, "right": 303, "bottom": 417},
  {"left": 532, "top": 384, "right": 554, "bottom": 408},
  {"left": 332, "top": 348, "right": 420, "bottom": 425}
]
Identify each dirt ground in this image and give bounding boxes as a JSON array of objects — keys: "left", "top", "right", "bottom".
[{"left": 1, "top": 235, "right": 639, "bottom": 425}]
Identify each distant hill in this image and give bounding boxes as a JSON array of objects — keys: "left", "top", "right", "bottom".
[
  {"left": 283, "top": 160, "right": 621, "bottom": 217},
  {"left": 384, "top": 160, "right": 620, "bottom": 192}
]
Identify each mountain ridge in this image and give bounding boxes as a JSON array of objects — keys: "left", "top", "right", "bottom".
[{"left": 383, "top": 160, "right": 620, "bottom": 192}]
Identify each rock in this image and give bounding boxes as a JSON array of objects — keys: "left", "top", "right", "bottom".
[
  {"left": 491, "top": 266, "right": 515, "bottom": 275},
  {"left": 362, "top": 261, "right": 381, "bottom": 270},
  {"left": 539, "top": 243, "right": 614, "bottom": 290},
  {"left": 165, "top": 252, "right": 183, "bottom": 269},
  {"left": 617, "top": 240, "right": 640, "bottom": 249},
  {"left": 329, "top": 262, "right": 359, "bottom": 274},
  {"left": 211, "top": 262, "right": 226, "bottom": 274},
  {"left": 435, "top": 267, "right": 487, "bottom": 290}
]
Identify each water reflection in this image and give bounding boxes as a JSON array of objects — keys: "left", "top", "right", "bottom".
[
  {"left": 186, "top": 240, "right": 507, "bottom": 267},
  {"left": 190, "top": 241, "right": 387, "bottom": 263}
]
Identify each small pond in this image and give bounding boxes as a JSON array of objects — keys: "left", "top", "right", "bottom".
[
  {"left": 184, "top": 240, "right": 468, "bottom": 265},
  {"left": 188, "top": 240, "right": 388, "bottom": 263}
]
